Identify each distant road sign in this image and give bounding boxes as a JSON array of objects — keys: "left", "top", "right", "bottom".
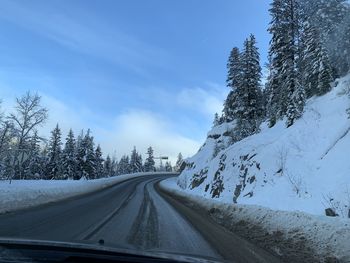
[{"left": 154, "top": 156, "right": 168, "bottom": 160}]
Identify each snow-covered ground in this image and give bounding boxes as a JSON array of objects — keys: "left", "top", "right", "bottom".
[
  {"left": 178, "top": 74, "right": 350, "bottom": 217},
  {"left": 0, "top": 172, "right": 166, "bottom": 214},
  {"left": 160, "top": 177, "right": 350, "bottom": 262}
]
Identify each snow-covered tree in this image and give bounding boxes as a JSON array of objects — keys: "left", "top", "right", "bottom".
[
  {"left": 26, "top": 130, "right": 44, "bottom": 179},
  {"left": 165, "top": 161, "right": 173, "bottom": 172},
  {"left": 76, "top": 129, "right": 96, "bottom": 179},
  {"left": 46, "top": 124, "right": 62, "bottom": 179},
  {"left": 8, "top": 92, "right": 48, "bottom": 179},
  {"left": 130, "top": 146, "right": 143, "bottom": 173},
  {"left": 212, "top": 113, "right": 220, "bottom": 127},
  {"left": 62, "top": 129, "right": 77, "bottom": 180},
  {"left": 175, "top": 153, "right": 184, "bottom": 172},
  {"left": 94, "top": 144, "right": 104, "bottom": 179},
  {"left": 223, "top": 47, "right": 241, "bottom": 122},
  {"left": 236, "top": 34, "right": 263, "bottom": 136},
  {"left": 104, "top": 155, "right": 113, "bottom": 177},
  {"left": 267, "top": 0, "right": 288, "bottom": 126},
  {"left": 111, "top": 155, "right": 118, "bottom": 176},
  {"left": 302, "top": 21, "right": 333, "bottom": 97},
  {"left": 299, "top": 0, "right": 348, "bottom": 76},
  {"left": 117, "top": 155, "right": 130, "bottom": 175},
  {"left": 317, "top": 46, "right": 334, "bottom": 96},
  {"left": 144, "top": 146, "right": 155, "bottom": 172},
  {"left": 267, "top": 0, "right": 305, "bottom": 127},
  {"left": 0, "top": 121, "right": 13, "bottom": 161}
]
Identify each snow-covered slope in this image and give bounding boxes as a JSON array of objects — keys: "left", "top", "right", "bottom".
[{"left": 178, "top": 74, "right": 350, "bottom": 217}]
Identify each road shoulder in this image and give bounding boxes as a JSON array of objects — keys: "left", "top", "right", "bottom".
[{"left": 155, "top": 181, "right": 282, "bottom": 263}]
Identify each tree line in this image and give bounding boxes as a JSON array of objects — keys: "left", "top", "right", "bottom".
[
  {"left": 215, "top": 0, "right": 350, "bottom": 141},
  {"left": 0, "top": 92, "right": 184, "bottom": 180}
]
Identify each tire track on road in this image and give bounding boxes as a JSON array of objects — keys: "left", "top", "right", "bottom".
[
  {"left": 82, "top": 180, "right": 139, "bottom": 240},
  {"left": 127, "top": 180, "right": 160, "bottom": 250}
]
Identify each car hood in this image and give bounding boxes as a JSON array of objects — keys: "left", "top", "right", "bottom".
[{"left": 0, "top": 238, "right": 225, "bottom": 263}]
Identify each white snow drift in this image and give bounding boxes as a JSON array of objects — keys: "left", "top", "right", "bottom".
[{"left": 160, "top": 177, "right": 350, "bottom": 262}]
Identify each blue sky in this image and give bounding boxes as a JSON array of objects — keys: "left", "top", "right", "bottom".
[{"left": 0, "top": 0, "right": 270, "bottom": 162}]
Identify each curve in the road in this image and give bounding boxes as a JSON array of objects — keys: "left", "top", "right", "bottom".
[{"left": 0, "top": 174, "right": 281, "bottom": 262}]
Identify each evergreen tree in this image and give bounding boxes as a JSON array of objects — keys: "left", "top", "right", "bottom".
[
  {"left": 302, "top": 21, "right": 333, "bottom": 97},
  {"left": 46, "top": 124, "right": 62, "bottom": 179},
  {"left": 267, "top": 0, "right": 305, "bottom": 127},
  {"left": 175, "top": 153, "right": 183, "bottom": 172},
  {"left": 104, "top": 155, "right": 112, "bottom": 176},
  {"left": 144, "top": 146, "right": 155, "bottom": 172},
  {"left": 223, "top": 47, "right": 241, "bottom": 122},
  {"left": 335, "top": 12, "right": 350, "bottom": 75},
  {"left": 236, "top": 34, "right": 263, "bottom": 137},
  {"left": 76, "top": 129, "right": 96, "bottom": 179},
  {"left": 299, "top": 0, "right": 348, "bottom": 76},
  {"left": 317, "top": 46, "right": 333, "bottom": 96},
  {"left": 267, "top": 0, "right": 288, "bottom": 126},
  {"left": 94, "top": 145, "right": 104, "bottom": 179},
  {"left": 212, "top": 113, "right": 220, "bottom": 127},
  {"left": 62, "top": 129, "right": 76, "bottom": 180},
  {"left": 165, "top": 161, "right": 173, "bottom": 172},
  {"left": 111, "top": 155, "right": 118, "bottom": 176},
  {"left": 26, "top": 130, "right": 44, "bottom": 179},
  {"left": 1, "top": 152, "right": 14, "bottom": 180},
  {"left": 130, "top": 146, "right": 142, "bottom": 173},
  {"left": 137, "top": 153, "right": 143, "bottom": 172},
  {"left": 117, "top": 155, "right": 130, "bottom": 175}
]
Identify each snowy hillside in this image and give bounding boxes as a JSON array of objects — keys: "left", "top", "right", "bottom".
[{"left": 178, "top": 74, "right": 350, "bottom": 217}]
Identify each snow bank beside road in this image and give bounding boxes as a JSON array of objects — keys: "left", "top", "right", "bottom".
[
  {"left": 160, "top": 177, "right": 350, "bottom": 262},
  {"left": 0, "top": 172, "right": 168, "bottom": 214}
]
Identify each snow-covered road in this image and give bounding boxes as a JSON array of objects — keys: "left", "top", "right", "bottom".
[{"left": 0, "top": 174, "right": 280, "bottom": 263}]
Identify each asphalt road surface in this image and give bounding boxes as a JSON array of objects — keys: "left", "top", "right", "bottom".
[{"left": 0, "top": 174, "right": 280, "bottom": 263}]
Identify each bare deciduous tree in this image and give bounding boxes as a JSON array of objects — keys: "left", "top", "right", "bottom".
[{"left": 7, "top": 92, "right": 48, "bottom": 180}]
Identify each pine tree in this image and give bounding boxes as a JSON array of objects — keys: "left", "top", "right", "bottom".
[
  {"left": 94, "top": 145, "right": 104, "bottom": 179},
  {"left": 336, "top": 12, "right": 350, "bottom": 75},
  {"left": 302, "top": 21, "right": 333, "bottom": 97},
  {"left": 1, "top": 152, "right": 14, "bottom": 180},
  {"left": 236, "top": 35, "right": 263, "bottom": 137},
  {"left": 117, "top": 155, "right": 130, "bottom": 175},
  {"left": 111, "top": 156, "right": 118, "bottom": 176},
  {"left": 136, "top": 153, "right": 143, "bottom": 172},
  {"left": 104, "top": 155, "right": 112, "bottom": 177},
  {"left": 76, "top": 129, "right": 96, "bottom": 179},
  {"left": 317, "top": 46, "right": 333, "bottom": 96},
  {"left": 165, "top": 161, "right": 173, "bottom": 172},
  {"left": 267, "top": 0, "right": 305, "bottom": 127},
  {"left": 267, "top": 0, "right": 288, "bottom": 126},
  {"left": 299, "top": 0, "right": 348, "bottom": 76},
  {"left": 130, "top": 146, "right": 142, "bottom": 173},
  {"left": 26, "top": 130, "right": 44, "bottom": 179},
  {"left": 62, "top": 129, "right": 77, "bottom": 180},
  {"left": 223, "top": 47, "right": 241, "bottom": 122},
  {"left": 175, "top": 153, "right": 183, "bottom": 172},
  {"left": 212, "top": 113, "right": 220, "bottom": 127},
  {"left": 144, "top": 146, "right": 155, "bottom": 172},
  {"left": 46, "top": 124, "right": 62, "bottom": 179}
]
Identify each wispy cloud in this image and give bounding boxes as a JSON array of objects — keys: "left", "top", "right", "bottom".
[
  {"left": 176, "top": 82, "right": 228, "bottom": 117},
  {"left": 0, "top": 0, "right": 169, "bottom": 76}
]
